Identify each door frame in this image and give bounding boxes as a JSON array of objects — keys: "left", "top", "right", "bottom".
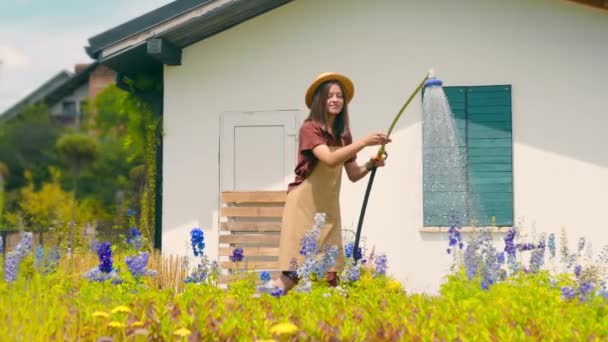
[{"left": 219, "top": 110, "right": 299, "bottom": 192}]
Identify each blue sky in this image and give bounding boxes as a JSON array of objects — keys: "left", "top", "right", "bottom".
[{"left": 0, "top": 0, "right": 174, "bottom": 113}]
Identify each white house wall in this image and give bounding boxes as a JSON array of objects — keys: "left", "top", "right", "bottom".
[{"left": 163, "top": 0, "right": 608, "bottom": 293}]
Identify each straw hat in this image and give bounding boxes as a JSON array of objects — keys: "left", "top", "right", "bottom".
[{"left": 305, "top": 72, "right": 354, "bottom": 108}]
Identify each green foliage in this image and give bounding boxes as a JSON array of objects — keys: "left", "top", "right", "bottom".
[
  {"left": 0, "top": 103, "right": 62, "bottom": 191},
  {"left": 0, "top": 256, "right": 605, "bottom": 341},
  {"left": 8, "top": 168, "right": 100, "bottom": 248},
  {"left": 56, "top": 133, "right": 99, "bottom": 170}
]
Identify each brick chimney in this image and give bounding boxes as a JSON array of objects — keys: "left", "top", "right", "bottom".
[
  {"left": 74, "top": 63, "right": 90, "bottom": 74},
  {"left": 89, "top": 65, "right": 116, "bottom": 99}
]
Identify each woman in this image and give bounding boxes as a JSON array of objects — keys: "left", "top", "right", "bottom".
[{"left": 273, "top": 72, "right": 390, "bottom": 293}]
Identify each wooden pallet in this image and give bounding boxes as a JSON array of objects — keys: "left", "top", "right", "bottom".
[{"left": 219, "top": 191, "right": 286, "bottom": 283}]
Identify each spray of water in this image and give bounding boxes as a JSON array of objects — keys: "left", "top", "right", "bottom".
[{"left": 422, "top": 86, "right": 479, "bottom": 226}]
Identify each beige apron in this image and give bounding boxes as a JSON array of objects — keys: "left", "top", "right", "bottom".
[{"left": 278, "top": 147, "right": 345, "bottom": 272}]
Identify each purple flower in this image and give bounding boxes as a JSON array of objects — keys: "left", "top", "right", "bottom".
[
  {"left": 374, "top": 254, "right": 388, "bottom": 277},
  {"left": 446, "top": 214, "right": 464, "bottom": 254},
  {"left": 503, "top": 228, "right": 516, "bottom": 258},
  {"left": 15, "top": 232, "right": 33, "bottom": 259},
  {"left": 299, "top": 227, "right": 319, "bottom": 257},
  {"left": 4, "top": 252, "right": 19, "bottom": 282},
  {"left": 96, "top": 242, "right": 113, "bottom": 273},
  {"left": 347, "top": 266, "right": 361, "bottom": 282},
  {"left": 190, "top": 228, "right": 205, "bottom": 257},
  {"left": 574, "top": 265, "right": 582, "bottom": 278},
  {"left": 127, "top": 209, "right": 136, "bottom": 217},
  {"left": 271, "top": 287, "right": 285, "bottom": 298},
  {"left": 125, "top": 252, "right": 153, "bottom": 277},
  {"left": 0, "top": 235, "right": 3, "bottom": 254},
  {"left": 561, "top": 286, "right": 577, "bottom": 300},
  {"left": 230, "top": 247, "right": 244, "bottom": 262},
  {"left": 344, "top": 242, "right": 362, "bottom": 260},
  {"left": 578, "top": 282, "right": 594, "bottom": 301},
  {"left": 184, "top": 264, "right": 208, "bottom": 284}
]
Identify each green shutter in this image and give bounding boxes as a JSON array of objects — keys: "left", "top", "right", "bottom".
[
  {"left": 423, "top": 85, "right": 513, "bottom": 227},
  {"left": 467, "top": 85, "right": 513, "bottom": 226}
]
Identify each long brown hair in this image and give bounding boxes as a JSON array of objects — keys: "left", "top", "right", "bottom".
[{"left": 306, "top": 80, "right": 350, "bottom": 139}]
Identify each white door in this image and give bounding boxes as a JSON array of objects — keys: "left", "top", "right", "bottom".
[{"left": 220, "top": 111, "right": 298, "bottom": 191}]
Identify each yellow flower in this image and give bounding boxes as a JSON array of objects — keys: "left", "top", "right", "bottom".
[
  {"left": 174, "top": 328, "right": 192, "bottom": 337},
  {"left": 108, "top": 321, "right": 126, "bottom": 328},
  {"left": 269, "top": 322, "right": 298, "bottom": 336},
  {"left": 92, "top": 311, "right": 110, "bottom": 319},
  {"left": 256, "top": 339, "right": 277, "bottom": 342},
  {"left": 111, "top": 305, "right": 131, "bottom": 314},
  {"left": 388, "top": 280, "right": 402, "bottom": 291}
]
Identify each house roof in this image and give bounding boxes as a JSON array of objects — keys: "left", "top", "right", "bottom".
[
  {"left": 0, "top": 71, "right": 72, "bottom": 121},
  {"left": 0, "top": 62, "right": 100, "bottom": 122},
  {"left": 85, "top": 0, "right": 293, "bottom": 74}
]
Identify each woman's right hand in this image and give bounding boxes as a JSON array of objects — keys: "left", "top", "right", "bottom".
[{"left": 362, "top": 132, "right": 391, "bottom": 146}]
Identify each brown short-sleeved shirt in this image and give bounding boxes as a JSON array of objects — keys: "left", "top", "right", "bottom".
[{"left": 287, "top": 120, "right": 356, "bottom": 192}]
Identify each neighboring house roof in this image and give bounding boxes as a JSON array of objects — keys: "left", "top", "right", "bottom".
[
  {"left": 86, "top": 0, "right": 293, "bottom": 73},
  {"left": 0, "top": 71, "right": 72, "bottom": 122},
  {"left": 0, "top": 62, "right": 100, "bottom": 122}
]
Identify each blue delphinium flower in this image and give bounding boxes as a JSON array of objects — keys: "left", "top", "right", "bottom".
[
  {"left": 374, "top": 254, "right": 388, "bottom": 277},
  {"left": 83, "top": 268, "right": 121, "bottom": 283},
  {"left": 96, "top": 242, "right": 113, "bottom": 273},
  {"left": 529, "top": 235, "right": 546, "bottom": 273},
  {"left": 344, "top": 242, "right": 362, "bottom": 260},
  {"left": 347, "top": 265, "right": 361, "bottom": 282},
  {"left": 260, "top": 271, "right": 271, "bottom": 282},
  {"left": 503, "top": 228, "right": 516, "bottom": 257},
  {"left": 271, "top": 287, "right": 285, "bottom": 298},
  {"left": 464, "top": 239, "right": 481, "bottom": 279},
  {"left": 547, "top": 233, "right": 556, "bottom": 259},
  {"left": 0, "top": 235, "right": 3, "bottom": 254},
  {"left": 127, "top": 227, "right": 144, "bottom": 250},
  {"left": 127, "top": 208, "right": 136, "bottom": 217},
  {"left": 574, "top": 265, "right": 582, "bottom": 278},
  {"left": 125, "top": 252, "right": 155, "bottom": 277},
  {"left": 15, "top": 232, "right": 33, "bottom": 259},
  {"left": 560, "top": 286, "right": 577, "bottom": 300},
  {"left": 184, "top": 264, "right": 208, "bottom": 284},
  {"left": 446, "top": 213, "right": 463, "bottom": 254},
  {"left": 190, "top": 228, "right": 205, "bottom": 257},
  {"left": 230, "top": 247, "right": 244, "bottom": 262},
  {"left": 299, "top": 226, "right": 320, "bottom": 257},
  {"left": 4, "top": 252, "right": 19, "bottom": 282},
  {"left": 578, "top": 282, "right": 594, "bottom": 302}
]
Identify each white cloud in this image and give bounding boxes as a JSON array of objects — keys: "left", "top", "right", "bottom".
[{"left": 0, "top": 45, "right": 31, "bottom": 70}]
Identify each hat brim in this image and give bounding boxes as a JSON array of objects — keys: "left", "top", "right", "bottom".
[{"left": 305, "top": 72, "right": 354, "bottom": 108}]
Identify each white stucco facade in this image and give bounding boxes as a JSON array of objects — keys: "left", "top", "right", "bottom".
[{"left": 161, "top": 0, "right": 608, "bottom": 293}]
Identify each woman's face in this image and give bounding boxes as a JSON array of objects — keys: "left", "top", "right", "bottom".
[{"left": 326, "top": 83, "right": 344, "bottom": 116}]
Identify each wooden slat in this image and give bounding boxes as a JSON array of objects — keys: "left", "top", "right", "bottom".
[
  {"left": 221, "top": 191, "right": 286, "bottom": 204},
  {"left": 220, "top": 247, "right": 280, "bottom": 257},
  {"left": 221, "top": 206, "right": 283, "bottom": 218},
  {"left": 221, "top": 261, "right": 279, "bottom": 270},
  {"left": 220, "top": 222, "right": 282, "bottom": 232},
  {"left": 219, "top": 235, "right": 280, "bottom": 245}
]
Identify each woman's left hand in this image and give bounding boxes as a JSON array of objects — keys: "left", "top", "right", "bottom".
[{"left": 366, "top": 156, "right": 387, "bottom": 170}]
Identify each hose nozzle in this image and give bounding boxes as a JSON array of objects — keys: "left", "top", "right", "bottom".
[{"left": 423, "top": 68, "right": 443, "bottom": 88}]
